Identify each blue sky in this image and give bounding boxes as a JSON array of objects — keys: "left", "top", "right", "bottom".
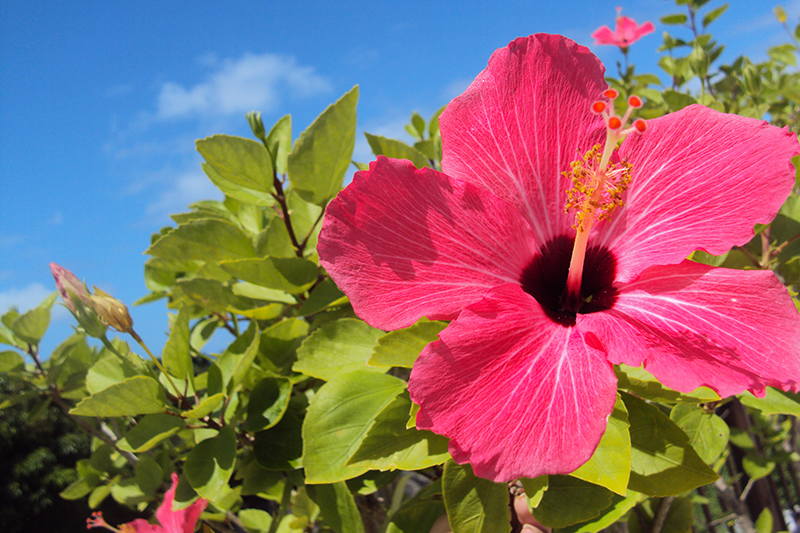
[{"left": 1, "top": 0, "right": 797, "bottom": 356}]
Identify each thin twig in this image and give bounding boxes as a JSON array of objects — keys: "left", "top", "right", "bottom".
[{"left": 650, "top": 497, "right": 674, "bottom": 533}]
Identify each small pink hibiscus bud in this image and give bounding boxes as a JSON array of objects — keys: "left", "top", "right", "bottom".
[
  {"left": 591, "top": 8, "right": 655, "bottom": 49},
  {"left": 50, "top": 263, "right": 108, "bottom": 338},
  {"left": 50, "top": 262, "right": 91, "bottom": 312},
  {"left": 90, "top": 287, "right": 134, "bottom": 334}
]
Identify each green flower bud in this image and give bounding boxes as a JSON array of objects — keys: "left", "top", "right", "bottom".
[{"left": 90, "top": 287, "right": 134, "bottom": 334}]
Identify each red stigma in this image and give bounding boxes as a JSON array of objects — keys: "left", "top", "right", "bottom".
[
  {"left": 608, "top": 116, "right": 622, "bottom": 130},
  {"left": 628, "top": 95, "right": 642, "bottom": 108},
  {"left": 633, "top": 119, "right": 647, "bottom": 133},
  {"left": 603, "top": 89, "right": 618, "bottom": 99},
  {"left": 591, "top": 101, "right": 607, "bottom": 114}
]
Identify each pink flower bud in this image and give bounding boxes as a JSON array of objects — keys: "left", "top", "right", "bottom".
[{"left": 49, "top": 262, "right": 91, "bottom": 312}]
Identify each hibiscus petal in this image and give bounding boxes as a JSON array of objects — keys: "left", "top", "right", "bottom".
[
  {"left": 616, "top": 17, "right": 654, "bottom": 45},
  {"left": 598, "top": 105, "right": 799, "bottom": 282},
  {"left": 318, "top": 157, "right": 536, "bottom": 330},
  {"left": 580, "top": 261, "right": 800, "bottom": 398},
  {"left": 591, "top": 26, "right": 619, "bottom": 46},
  {"left": 409, "top": 284, "right": 618, "bottom": 482},
  {"left": 439, "top": 34, "right": 607, "bottom": 245},
  {"left": 156, "top": 473, "right": 207, "bottom": 533}
]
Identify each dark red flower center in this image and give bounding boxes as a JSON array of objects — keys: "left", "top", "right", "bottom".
[{"left": 519, "top": 235, "right": 618, "bottom": 326}]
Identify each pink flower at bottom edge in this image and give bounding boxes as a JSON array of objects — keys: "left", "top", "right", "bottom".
[
  {"left": 592, "top": 9, "right": 655, "bottom": 48},
  {"left": 317, "top": 34, "right": 800, "bottom": 482},
  {"left": 87, "top": 473, "right": 207, "bottom": 533}
]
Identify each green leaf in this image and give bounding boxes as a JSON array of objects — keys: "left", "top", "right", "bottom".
[
  {"left": 660, "top": 14, "right": 688, "bottom": 25},
  {"left": 740, "top": 387, "right": 800, "bottom": 416},
  {"left": 702, "top": 4, "right": 728, "bottom": 27},
  {"left": 220, "top": 257, "right": 317, "bottom": 294},
  {"left": 85, "top": 353, "right": 143, "bottom": 395},
  {"left": 368, "top": 318, "right": 446, "bottom": 368},
  {"left": 294, "top": 318, "right": 388, "bottom": 380},
  {"left": 60, "top": 469, "right": 102, "bottom": 500},
  {"left": 622, "top": 393, "right": 718, "bottom": 496},
  {"left": 347, "top": 390, "right": 450, "bottom": 471},
  {"left": 302, "top": 371, "right": 407, "bottom": 483},
  {"left": 256, "top": 217, "right": 296, "bottom": 258},
  {"left": 253, "top": 411, "right": 304, "bottom": 470},
  {"left": 442, "top": 460, "right": 510, "bottom": 533},
  {"left": 135, "top": 455, "right": 164, "bottom": 498},
  {"left": 364, "top": 133, "right": 429, "bottom": 169},
  {"left": 535, "top": 476, "right": 615, "bottom": 528},
  {"left": 307, "top": 482, "right": 366, "bottom": 533},
  {"left": 755, "top": 508, "right": 773, "bottom": 533},
  {"left": 10, "top": 292, "right": 56, "bottom": 345},
  {"left": 203, "top": 163, "right": 273, "bottom": 207},
  {"left": 182, "top": 392, "right": 225, "bottom": 419},
  {"left": 71, "top": 376, "right": 166, "bottom": 417},
  {"left": 244, "top": 376, "right": 293, "bottom": 432},
  {"left": 185, "top": 425, "right": 237, "bottom": 501},
  {"left": 559, "top": 490, "right": 643, "bottom": 533},
  {"left": 239, "top": 509, "right": 274, "bottom": 533},
  {"left": 742, "top": 454, "right": 775, "bottom": 481},
  {"left": 216, "top": 321, "right": 260, "bottom": 391},
  {"left": 520, "top": 476, "right": 548, "bottom": 508},
  {"left": 616, "top": 365, "right": 720, "bottom": 403},
  {"left": 288, "top": 86, "right": 359, "bottom": 205},
  {"left": 163, "top": 307, "right": 193, "bottom": 383},
  {"left": 266, "top": 114, "right": 292, "bottom": 175},
  {"left": 571, "top": 395, "right": 631, "bottom": 495},
  {"left": 387, "top": 478, "right": 444, "bottom": 533},
  {"left": 259, "top": 317, "right": 310, "bottom": 371},
  {"left": 118, "top": 413, "right": 186, "bottom": 452},
  {"left": 662, "top": 90, "right": 697, "bottom": 112},
  {"left": 297, "top": 278, "right": 347, "bottom": 315},
  {"left": 767, "top": 43, "right": 797, "bottom": 66},
  {"left": 410, "top": 112, "right": 426, "bottom": 137},
  {"left": 196, "top": 134, "right": 274, "bottom": 196},
  {"left": 670, "top": 404, "right": 729, "bottom": 464},
  {"left": 146, "top": 219, "right": 256, "bottom": 261},
  {"left": 0, "top": 350, "right": 24, "bottom": 372}
]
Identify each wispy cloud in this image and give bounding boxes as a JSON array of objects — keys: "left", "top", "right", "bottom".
[
  {"left": 0, "top": 282, "right": 63, "bottom": 317},
  {"left": 156, "top": 53, "right": 332, "bottom": 120},
  {"left": 145, "top": 168, "right": 222, "bottom": 218}
]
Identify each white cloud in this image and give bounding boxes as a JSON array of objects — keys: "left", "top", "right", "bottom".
[
  {"left": 145, "top": 168, "right": 223, "bottom": 218},
  {"left": 0, "top": 283, "right": 65, "bottom": 319},
  {"left": 156, "top": 53, "right": 332, "bottom": 120}
]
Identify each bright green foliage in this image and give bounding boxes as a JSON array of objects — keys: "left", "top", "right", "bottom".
[
  {"left": 294, "top": 318, "right": 387, "bottom": 380},
  {"left": 571, "top": 394, "right": 631, "bottom": 495},
  {"left": 6, "top": 5, "right": 800, "bottom": 529},
  {"left": 623, "top": 394, "right": 719, "bottom": 496},
  {"left": 535, "top": 476, "right": 615, "bottom": 528},
  {"left": 306, "top": 482, "right": 366, "bottom": 533},
  {"left": 302, "top": 371, "right": 407, "bottom": 483},
  {"left": 288, "top": 86, "right": 359, "bottom": 205},
  {"left": 70, "top": 376, "right": 166, "bottom": 417},
  {"left": 442, "top": 460, "right": 510, "bottom": 533},
  {"left": 368, "top": 318, "right": 447, "bottom": 368}
]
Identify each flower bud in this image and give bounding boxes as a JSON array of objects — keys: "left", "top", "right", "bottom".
[
  {"left": 50, "top": 263, "right": 108, "bottom": 337},
  {"left": 49, "top": 263, "right": 91, "bottom": 312},
  {"left": 90, "top": 287, "right": 134, "bottom": 334},
  {"left": 247, "top": 110, "right": 267, "bottom": 142}
]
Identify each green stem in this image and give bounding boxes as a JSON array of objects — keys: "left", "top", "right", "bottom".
[
  {"left": 129, "top": 329, "right": 182, "bottom": 397},
  {"left": 268, "top": 479, "right": 293, "bottom": 533}
]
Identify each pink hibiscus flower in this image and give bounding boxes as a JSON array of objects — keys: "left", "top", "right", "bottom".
[
  {"left": 87, "top": 473, "right": 207, "bottom": 533},
  {"left": 317, "top": 34, "right": 800, "bottom": 482},
  {"left": 592, "top": 8, "right": 655, "bottom": 48}
]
